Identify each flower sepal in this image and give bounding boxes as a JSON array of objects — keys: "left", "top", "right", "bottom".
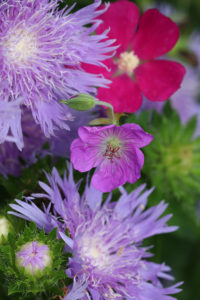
[{"left": 61, "top": 94, "right": 96, "bottom": 111}]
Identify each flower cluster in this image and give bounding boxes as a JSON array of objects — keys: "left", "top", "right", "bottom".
[
  {"left": 0, "top": 0, "right": 191, "bottom": 299},
  {"left": 10, "top": 164, "right": 182, "bottom": 299},
  {"left": 0, "top": 0, "right": 116, "bottom": 149}
]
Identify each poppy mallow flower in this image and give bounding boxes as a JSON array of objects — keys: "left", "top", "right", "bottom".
[
  {"left": 84, "top": 0, "right": 186, "bottom": 113},
  {"left": 70, "top": 124, "right": 153, "bottom": 192}
]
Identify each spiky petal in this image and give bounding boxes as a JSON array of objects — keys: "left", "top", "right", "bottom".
[
  {"left": 0, "top": 0, "right": 116, "bottom": 148},
  {"left": 9, "top": 164, "right": 181, "bottom": 299}
]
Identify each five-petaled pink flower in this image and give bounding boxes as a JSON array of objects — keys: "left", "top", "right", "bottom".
[
  {"left": 70, "top": 124, "right": 153, "bottom": 192},
  {"left": 83, "top": 0, "right": 186, "bottom": 113}
]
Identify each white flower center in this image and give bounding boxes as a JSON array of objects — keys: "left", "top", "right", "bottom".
[
  {"left": 118, "top": 51, "right": 140, "bottom": 75},
  {"left": 80, "top": 238, "right": 109, "bottom": 270},
  {"left": 3, "top": 28, "right": 37, "bottom": 65}
]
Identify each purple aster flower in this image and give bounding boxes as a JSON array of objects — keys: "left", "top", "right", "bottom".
[
  {"left": 0, "top": 107, "right": 47, "bottom": 177},
  {"left": 10, "top": 164, "right": 182, "bottom": 299},
  {"left": 63, "top": 276, "right": 88, "bottom": 300},
  {"left": 0, "top": 105, "right": 99, "bottom": 177},
  {"left": 190, "top": 33, "right": 200, "bottom": 69},
  {"left": 0, "top": 99, "right": 23, "bottom": 150},
  {"left": 50, "top": 108, "right": 100, "bottom": 158},
  {"left": 0, "top": 0, "right": 116, "bottom": 148},
  {"left": 70, "top": 124, "right": 153, "bottom": 192},
  {"left": 16, "top": 241, "right": 51, "bottom": 275}
]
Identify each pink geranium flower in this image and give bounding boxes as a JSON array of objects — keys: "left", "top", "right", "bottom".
[
  {"left": 70, "top": 124, "right": 153, "bottom": 192},
  {"left": 83, "top": 0, "right": 186, "bottom": 113}
]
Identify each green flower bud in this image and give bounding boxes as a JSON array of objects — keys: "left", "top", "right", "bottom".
[
  {"left": 16, "top": 241, "right": 51, "bottom": 276},
  {"left": 61, "top": 94, "right": 96, "bottom": 111},
  {"left": 0, "top": 216, "right": 11, "bottom": 243}
]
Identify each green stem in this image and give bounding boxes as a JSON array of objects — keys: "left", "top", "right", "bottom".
[{"left": 94, "top": 100, "right": 115, "bottom": 123}]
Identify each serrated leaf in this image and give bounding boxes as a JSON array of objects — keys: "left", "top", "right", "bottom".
[{"left": 182, "top": 115, "right": 198, "bottom": 141}]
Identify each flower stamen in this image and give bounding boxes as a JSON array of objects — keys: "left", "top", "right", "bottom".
[
  {"left": 104, "top": 144, "right": 121, "bottom": 163},
  {"left": 3, "top": 28, "right": 37, "bottom": 65},
  {"left": 118, "top": 51, "right": 140, "bottom": 75}
]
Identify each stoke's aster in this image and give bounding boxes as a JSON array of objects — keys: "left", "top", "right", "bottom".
[
  {"left": 0, "top": 99, "right": 23, "bottom": 150},
  {"left": 84, "top": 0, "right": 186, "bottom": 113},
  {"left": 0, "top": 108, "right": 47, "bottom": 177},
  {"left": 70, "top": 124, "right": 153, "bottom": 192},
  {"left": 16, "top": 241, "right": 51, "bottom": 275},
  {"left": 0, "top": 0, "right": 116, "bottom": 149},
  {"left": 10, "top": 165, "right": 181, "bottom": 299},
  {"left": 0, "top": 106, "right": 98, "bottom": 177}
]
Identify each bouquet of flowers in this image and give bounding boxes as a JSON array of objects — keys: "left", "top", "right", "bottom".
[{"left": 0, "top": 0, "right": 199, "bottom": 299}]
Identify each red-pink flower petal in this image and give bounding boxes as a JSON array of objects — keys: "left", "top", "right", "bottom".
[
  {"left": 132, "top": 9, "right": 180, "bottom": 60},
  {"left": 96, "top": 0, "right": 140, "bottom": 55},
  {"left": 81, "top": 59, "right": 117, "bottom": 79},
  {"left": 135, "top": 60, "right": 186, "bottom": 101},
  {"left": 97, "top": 74, "right": 142, "bottom": 113}
]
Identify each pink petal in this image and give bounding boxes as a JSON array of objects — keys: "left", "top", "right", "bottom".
[
  {"left": 81, "top": 59, "right": 117, "bottom": 79},
  {"left": 70, "top": 138, "right": 101, "bottom": 172},
  {"left": 121, "top": 123, "right": 153, "bottom": 147},
  {"left": 132, "top": 9, "right": 180, "bottom": 60},
  {"left": 97, "top": 74, "right": 142, "bottom": 113},
  {"left": 135, "top": 60, "right": 186, "bottom": 101},
  {"left": 91, "top": 147, "right": 144, "bottom": 192},
  {"left": 96, "top": 0, "right": 140, "bottom": 55},
  {"left": 125, "top": 147, "right": 144, "bottom": 183},
  {"left": 78, "top": 125, "right": 115, "bottom": 141},
  {"left": 91, "top": 160, "right": 128, "bottom": 192}
]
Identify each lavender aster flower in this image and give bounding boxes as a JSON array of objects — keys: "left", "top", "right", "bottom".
[
  {"left": 0, "top": 108, "right": 47, "bottom": 177},
  {"left": 10, "top": 164, "right": 182, "bottom": 299},
  {"left": 63, "top": 276, "right": 88, "bottom": 300},
  {"left": 50, "top": 108, "right": 100, "bottom": 158},
  {"left": 71, "top": 124, "right": 153, "bottom": 192},
  {"left": 0, "top": 99, "right": 23, "bottom": 150},
  {"left": 16, "top": 241, "right": 51, "bottom": 275},
  {"left": 0, "top": 0, "right": 116, "bottom": 148}
]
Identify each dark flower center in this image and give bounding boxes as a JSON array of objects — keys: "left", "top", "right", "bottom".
[{"left": 104, "top": 144, "right": 121, "bottom": 163}]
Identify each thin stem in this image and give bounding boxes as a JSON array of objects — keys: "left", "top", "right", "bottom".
[{"left": 94, "top": 100, "right": 115, "bottom": 123}]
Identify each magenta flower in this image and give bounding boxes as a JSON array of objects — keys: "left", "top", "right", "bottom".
[
  {"left": 84, "top": 0, "right": 186, "bottom": 113},
  {"left": 70, "top": 124, "right": 153, "bottom": 192},
  {"left": 16, "top": 241, "right": 51, "bottom": 275}
]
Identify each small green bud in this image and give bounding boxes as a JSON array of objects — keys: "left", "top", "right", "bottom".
[
  {"left": 61, "top": 94, "right": 96, "bottom": 111},
  {"left": 16, "top": 241, "right": 51, "bottom": 276},
  {"left": 0, "top": 216, "right": 11, "bottom": 243}
]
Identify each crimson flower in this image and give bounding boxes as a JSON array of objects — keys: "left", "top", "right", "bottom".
[{"left": 84, "top": 0, "right": 186, "bottom": 113}]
